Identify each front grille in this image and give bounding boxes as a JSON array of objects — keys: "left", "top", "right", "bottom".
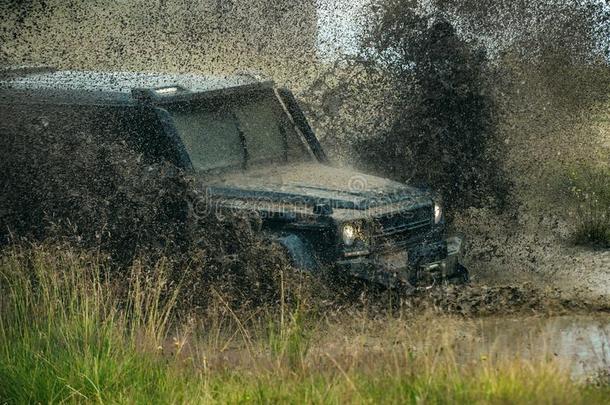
[{"left": 372, "top": 205, "right": 433, "bottom": 251}]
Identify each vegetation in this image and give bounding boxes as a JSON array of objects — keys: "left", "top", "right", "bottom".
[
  {"left": 564, "top": 164, "right": 610, "bottom": 248},
  {"left": 1, "top": 246, "right": 609, "bottom": 404}
]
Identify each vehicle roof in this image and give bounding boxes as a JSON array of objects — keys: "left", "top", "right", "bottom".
[{"left": 0, "top": 67, "right": 272, "bottom": 106}]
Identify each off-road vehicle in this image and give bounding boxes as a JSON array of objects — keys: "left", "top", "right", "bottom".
[{"left": 0, "top": 66, "right": 467, "bottom": 288}]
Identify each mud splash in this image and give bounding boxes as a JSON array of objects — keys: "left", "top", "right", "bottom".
[{"left": 397, "top": 283, "right": 610, "bottom": 317}]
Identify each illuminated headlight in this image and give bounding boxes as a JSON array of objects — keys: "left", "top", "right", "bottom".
[
  {"left": 434, "top": 202, "right": 443, "bottom": 224},
  {"left": 341, "top": 223, "right": 357, "bottom": 246}
]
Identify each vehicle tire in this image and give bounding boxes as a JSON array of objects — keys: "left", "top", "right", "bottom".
[{"left": 450, "top": 263, "right": 470, "bottom": 284}]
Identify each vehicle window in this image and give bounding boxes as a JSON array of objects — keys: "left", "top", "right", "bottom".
[
  {"left": 170, "top": 103, "right": 244, "bottom": 171},
  {"left": 235, "top": 97, "right": 286, "bottom": 165},
  {"left": 166, "top": 89, "right": 312, "bottom": 172}
]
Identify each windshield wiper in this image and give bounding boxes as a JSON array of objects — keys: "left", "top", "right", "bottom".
[
  {"left": 279, "top": 123, "right": 289, "bottom": 162},
  {"left": 231, "top": 112, "right": 249, "bottom": 170}
]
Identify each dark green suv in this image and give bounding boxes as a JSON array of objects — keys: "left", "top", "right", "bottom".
[{"left": 0, "top": 67, "right": 467, "bottom": 288}]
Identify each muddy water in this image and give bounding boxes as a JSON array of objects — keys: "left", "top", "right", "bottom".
[{"left": 472, "top": 315, "right": 610, "bottom": 379}]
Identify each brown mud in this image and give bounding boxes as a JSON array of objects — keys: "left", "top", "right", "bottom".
[
  {"left": 337, "top": 281, "right": 609, "bottom": 319},
  {"left": 402, "top": 283, "right": 609, "bottom": 317},
  {"left": 438, "top": 200, "right": 610, "bottom": 317}
]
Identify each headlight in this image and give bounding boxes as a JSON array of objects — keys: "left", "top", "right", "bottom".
[
  {"left": 434, "top": 202, "right": 443, "bottom": 224},
  {"left": 341, "top": 223, "right": 357, "bottom": 246}
]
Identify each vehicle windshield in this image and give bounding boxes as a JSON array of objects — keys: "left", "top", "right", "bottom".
[{"left": 166, "top": 89, "right": 313, "bottom": 172}]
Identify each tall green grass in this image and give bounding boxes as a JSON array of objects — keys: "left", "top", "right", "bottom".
[
  {"left": 565, "top": 164, "right": 610, "bottom": 248},
  {"left": 0, "top": 246, "right": 187, "bottom": 403},
  {"left": 1, "top": 246, "right": 609, "bottom": 404}
]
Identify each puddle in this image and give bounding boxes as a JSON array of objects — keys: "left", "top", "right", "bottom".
[{"left": 473, "top": 315, "right": 610, "bottom": 379}]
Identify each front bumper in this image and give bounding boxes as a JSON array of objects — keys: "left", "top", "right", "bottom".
[{"left": 336, "top": 236, "right": 465, "bottom": 288}]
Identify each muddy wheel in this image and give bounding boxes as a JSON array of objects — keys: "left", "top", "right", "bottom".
[{"left": 449, "top": 263, "right": 470, "bottom": 284}]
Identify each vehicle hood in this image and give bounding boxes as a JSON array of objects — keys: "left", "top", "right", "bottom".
[{"left": 197, "top": 163, "right": 430, "bottom": 210}]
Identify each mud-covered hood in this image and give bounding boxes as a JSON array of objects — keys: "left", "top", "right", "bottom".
[{"left": 198, "top": 163, "right": 430, "bottom": 210}]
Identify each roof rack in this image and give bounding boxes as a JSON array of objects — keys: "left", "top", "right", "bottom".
[{"left": 0, "top": 65, "right": 56, "bottom": 78}]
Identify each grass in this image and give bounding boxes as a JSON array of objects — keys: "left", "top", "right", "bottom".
[
  {"left": 565, "top": 164, "right": 610, "bottom": 248},
  {"left": 1, "top": 246, "right": 609, "bottom": 404}
]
